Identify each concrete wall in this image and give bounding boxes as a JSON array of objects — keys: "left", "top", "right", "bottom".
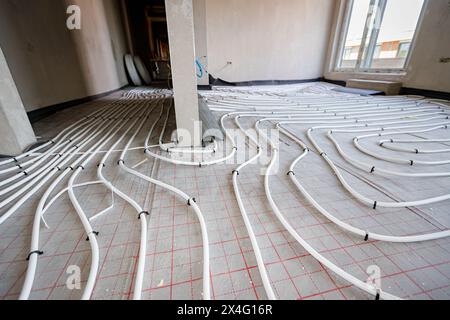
[
  {"left": 203, "top": 0, "right": 336, "bottom": 83},
  {"left": 0, "top": 0, "right": 129, "bottom": 112},
  {"left": 0, "top": 47, "right": 36, "bottom": 155},
  {"left": 324, "top": 0, "right": 450, "bottom": 93}
]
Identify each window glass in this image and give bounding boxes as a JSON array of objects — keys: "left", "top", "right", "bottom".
[
  {"left": 340, "top": 0, "right": 371, "bottom": 69},
  {"left": 369, "top": 0, "right": 424, "bottom": 69},
  {"left": 338, "top": 0, "right": 425, "bottom": 71}
]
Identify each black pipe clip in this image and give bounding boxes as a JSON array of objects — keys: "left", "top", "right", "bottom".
[
  {"left": 118, "top": 159, "right": 125, "bottom": 165},
  {"left": 287, "top": 171, "right": 295, "bottom": 176},
  {"left": 370, "top": 167, "right": 375, "bottom": 174},
  {"left": 138, "top": 211, "right": 149, "bottom": 220},
  {"left": 373, "top": 201, "right": 377, "bottom": 210},
  {"left": 26, "top": 250, "right": 44, "bottom": 261},
  {"left": 232, "top": 170, "right": 240, "bottom": 176},
  {"left": 187, "top": 198, "right": 197, "bottom": 206},
  {"left": 86, "top": 231, "right": 100, "bottom": 241}
]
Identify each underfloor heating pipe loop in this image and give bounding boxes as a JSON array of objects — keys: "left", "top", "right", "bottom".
[
  {"left": 66, "top": 103, "right": 147, "bottom": 300},
  {"left": 212, "top": 91, "right": 449, "bottom": 300},
  {"left": 142, "top": 99, "right": 236, "bottom": 168},
  {"left": 94, "top": 99, "right": 159, "bottom": 300},
  {"left": 123, "top": 96, "right": 212, "bottom": 300},
  {"left": 0, "top": 103, "right": 127, "bottom": 226},
  {"left": 19, "top": 100, "right": 144, "bottom": 300},
  {"left": 0, "top": 107, "right": 124, "bottom": 194},
  {"left": 257, "top": 116, "right": 401, "bottom": 299},
  {"left": 229, "top": 112, "right": 401, "bottom": 300}
]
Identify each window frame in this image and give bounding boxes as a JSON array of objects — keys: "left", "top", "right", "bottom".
[{"left": 334, "top": 0, "right": 428, "bottom": 74}]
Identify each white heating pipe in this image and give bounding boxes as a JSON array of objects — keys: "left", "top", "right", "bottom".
[
  {"left": 18, "top": 102, "right": 140, "bottom": 299},
  {"left": 121, "top": 98, "right": 212, "bottom": 300}
]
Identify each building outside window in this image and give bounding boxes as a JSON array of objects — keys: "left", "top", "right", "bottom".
[{"left": 336, "top": 0, "right": 426, "bottom": 72}]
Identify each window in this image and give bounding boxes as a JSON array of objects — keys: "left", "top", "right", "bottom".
[
  {"left": 337, "top": 0, "right": 425, "bottom": 72},
  {"left": 397, "top": 42, "right": 411, "bottom": 58}
]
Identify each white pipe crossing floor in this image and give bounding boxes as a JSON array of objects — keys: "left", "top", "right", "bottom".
[{"left": 1, "top": 82, "right": 450, "bottom": 300}]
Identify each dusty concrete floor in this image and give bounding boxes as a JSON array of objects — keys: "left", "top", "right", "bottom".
[{"left": 1, "top": 84, "right": 450, "bottom": 300}]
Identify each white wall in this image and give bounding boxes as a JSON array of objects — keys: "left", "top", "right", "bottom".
[
  {"left": 0, "top": 0, "right": 129, "bottom": 112},
  {"left": 203, "top": 0, "right": 336, "bottom": 83},
  {"left": 324, "top": 0, "right": 450, "bottom": 93}
]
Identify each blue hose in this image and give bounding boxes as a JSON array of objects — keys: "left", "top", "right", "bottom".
[{"left": 196, "top": 59, "right": 204, "bottom": 79}]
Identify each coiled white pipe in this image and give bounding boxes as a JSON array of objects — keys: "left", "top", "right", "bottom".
[
  {"left": 379, "top": 138, "right": 450, "bottom": 154},
  {"left": 277, "top": 123, "right": 450, "bottom": 243}
]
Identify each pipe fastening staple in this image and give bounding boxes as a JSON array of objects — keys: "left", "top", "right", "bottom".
[
  {"left": 26, "top": 250, "right": 44, "bottom": 261},
  {"left": 86, "top": 231, "right": 99, "bottom": 241},
  {"left": 232, "top": 170, "right": 240, "bottom": 176},
  {"left": 187, "top": 198, "right": 196, "bottom": 206},
  {"left": 375, "top": 290, "right": 381, "bottom": 300},
  {"left": 118, "top": 160, "right": 125, "bottom": 165},
  {"left": 138, "top": 211, "right": 150, "bottom": 220},
  {"left": 364, "top": 233, "right": 369, "bottom": 241},
  {"left": 370, "top": 167, "right": 375, "bottom": 174},
  {"left": 287, "top": 171, "right": 295, "bottom": 176},
  {"left": 373, "top": 201, "right": 377, "bottom": 210}
]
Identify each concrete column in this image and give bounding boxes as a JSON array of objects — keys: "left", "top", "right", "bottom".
[
  {"left": 0, "top": 47, "right": 36, "bottom": 156},
  {"left": 193, "top": 0, "right": 209, "bottom": 86},
  {"left": 165, "top": 0, "right": 201, "bottom": 147}
]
